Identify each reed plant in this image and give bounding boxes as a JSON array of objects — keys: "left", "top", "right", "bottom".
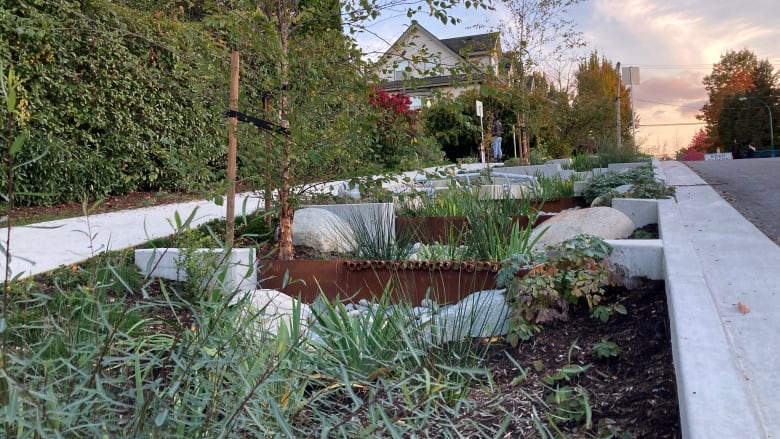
[
  {"left": 0, "top": 222, "right": 517, "bottom": 437},
  {"left": 532, "top": 173, "right": 575, "bottom": 201}
]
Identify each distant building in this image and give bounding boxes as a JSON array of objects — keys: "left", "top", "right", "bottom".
[{"left": 374, "top": 23, "right": 504, "bottom": 109}]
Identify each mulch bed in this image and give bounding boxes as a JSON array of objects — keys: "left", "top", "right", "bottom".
[{"left": 471, "top": 279, "right": 679, "bottom": 437}]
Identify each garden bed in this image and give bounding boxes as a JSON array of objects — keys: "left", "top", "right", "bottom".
[{"left": 259, "top": 257, "right": 510, "bottom": 305}]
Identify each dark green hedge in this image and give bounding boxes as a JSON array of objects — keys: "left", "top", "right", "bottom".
[{"left": 1, "top": 0, "right": 228, "bottom": 205}]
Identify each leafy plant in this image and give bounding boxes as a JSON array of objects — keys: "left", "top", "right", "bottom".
[
  {"left": 546, "top": 385, "right": 593, "bottom": 427},
  {"left": 584, "top": 165, "right": 675, "bottom": 205},
  {"left": 591, "top": 303, "right": 627, "bottom": 323},
  {"left": 592, "top": 340, "right": 620, "bottom": 359},
  {"left": 502, "top": 235, "right": 624, "bottom": 345}
]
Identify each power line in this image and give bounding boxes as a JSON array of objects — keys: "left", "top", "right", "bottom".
[
  {"left": 635, "top": 98, "right": 703, "bottom": 108},
  {"left": 620, "top": 63, "right": 780, "bottom": 70},
  {"left": 640, "top": 122, "right": 705, "bottom": 127}
]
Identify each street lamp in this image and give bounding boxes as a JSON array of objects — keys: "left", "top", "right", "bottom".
[{"left": 739, "top": 96, "right": 775, "bottom": 156}]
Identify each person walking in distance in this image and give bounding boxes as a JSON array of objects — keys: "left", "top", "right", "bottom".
[{"left": 491, "top": 117, "right": 503, "bottom": 161}]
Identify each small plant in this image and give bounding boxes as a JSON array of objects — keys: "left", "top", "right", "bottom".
[
  {"left": 532, "top": 173, "right": 575, "bottom": 201},
  {"left": 591, "top": 303, "right": 628, "bottom": 323},
  {"left": 584, "top": 165, "right": 675, "bottom": 205},
  {"left": 592, "top": 340, "right": 620, "bottom": 359},
  {"left": 545, "top": 385, "right": 593, "bottom": 427},
  {"left": 502, "top": 235, "right": 624, "bottom": 345}
]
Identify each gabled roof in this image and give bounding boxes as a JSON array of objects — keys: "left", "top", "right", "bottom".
[
  {"left": 440, "top": 32, "right": 499, "bottom": 55},
  {"left": 379, "top": 23, "right": 498, "bottom": 65}
]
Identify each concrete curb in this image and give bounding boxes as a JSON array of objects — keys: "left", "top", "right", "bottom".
[{"left": 656, "top": 160, "right": 778, "bottom": 438}]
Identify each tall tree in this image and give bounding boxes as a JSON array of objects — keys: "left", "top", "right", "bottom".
[
  {"left": 569, "top": 51, "right": 632, "bottom": 151},
  {"left": 217, "top": 0, "right": 489, "bottom": 260},
  {"left": 699, "top": 49, "right": 779, "bottom": 150},
  {"left": 499, "top": 0, "right": 586, "bottom": 162}
]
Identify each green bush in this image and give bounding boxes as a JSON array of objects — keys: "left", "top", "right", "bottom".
[
  {"left": 584, "top": 165, "right": 675, "bottom": 204},
  {"left": 502, "top": 235, "right": 624, "bottom": 345},
  {"left": 1, "top": 0, "right": 226, "bottom": 205}
]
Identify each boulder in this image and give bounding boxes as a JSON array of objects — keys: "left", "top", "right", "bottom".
[
  {"left": 231, "top": 289, "right": 311, "bottom": 337},
  {"left": 431, "top": 289, "right": 511, "bottom": 343},
  {"left": 531, "top": 207, "right": 635, "bottom": 250},
  {"left": 292, "top": 207, "right": 355, "bottom": 253}
]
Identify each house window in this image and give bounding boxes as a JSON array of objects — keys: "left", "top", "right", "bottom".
[{"left": 394, "top": 70, "right": 405, "bottom": 81}]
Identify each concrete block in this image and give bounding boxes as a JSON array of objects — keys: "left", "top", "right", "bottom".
[
  {"left": 546, "top": 158, "right": 572, "bottom": 166},
  {"left": 574, "top": 181, "right": 589, "bottom": 196},
  {"left": 135, "top": 248, "right": 257, "bottom": 293},
  {"left": 499, "top": 164, "right": 563, "bottom": 177},
  {"left": 607, "top": 162, "right": 647, "bottom": 171},
  {"left": 611, "top": 198, "right": 659, "bottom": 228},
  {"left": 605, "top": 239, "right": 664, "bottom": 280}
]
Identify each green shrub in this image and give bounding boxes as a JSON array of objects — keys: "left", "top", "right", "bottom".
[
  {"left": 584, "top": 165, "right": 675, "bottom": 204},
  {"left": 502, "top": 235, "right": 624, "bottom": 345},
  {"left": 1, "top": 0, "right": 226, "bottom": 205}
]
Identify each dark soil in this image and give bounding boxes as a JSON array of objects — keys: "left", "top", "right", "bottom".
[
  {"left": 474, "top": 280, "right": 679, "bottom": 437},
  {"left": 8, "top": 190, "right": 203, "bottom": 225}
]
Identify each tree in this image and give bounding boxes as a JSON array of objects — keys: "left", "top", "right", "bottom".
[
  {"left": 498, "top": 0, "right": 586, "bottom": 162},
  {"left": 500, "top": 0, "right": 586, "bottom": 76},
  {"left": 367, "top": 87, "right": 441, "bottom": 170},
  {"left": 699, "top": 49, "right": 779, "bottom": 150},
  {"left": 569, "top": 51, "right": 632, "bottom": 152},
  {"left": 216, "top": 0, "right": 489, "bottom": 260},
  {"left": 687, "top": 128, "right": 713, "bottom": 152}
]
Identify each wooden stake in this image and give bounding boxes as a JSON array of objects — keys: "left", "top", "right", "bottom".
[{"left": 226, "top": 50, "right": 239, "bottom": 248}]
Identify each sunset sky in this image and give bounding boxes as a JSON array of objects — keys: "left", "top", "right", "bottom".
[{"left": 356, "top": 0, "right": 780, "bottom": 156}]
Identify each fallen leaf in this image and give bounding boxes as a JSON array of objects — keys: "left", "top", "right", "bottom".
[{"left": 737, "top": 302, "right": 751, "bottom": 315}]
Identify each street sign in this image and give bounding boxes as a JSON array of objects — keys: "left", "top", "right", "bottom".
[{"left": 475, "top": 100, "right": 483, "bottom": 118}]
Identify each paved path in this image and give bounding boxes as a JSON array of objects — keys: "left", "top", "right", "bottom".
[
  {"left": 684, "top": 158, "right": 780, "bottom": 244},
  {"left": 0, "top": 193, "right": 263, "bottom": 279}
]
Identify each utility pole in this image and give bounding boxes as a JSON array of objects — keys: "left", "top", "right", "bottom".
[{"left": 616, "top": 62, "right": 622, "bottom": 150}]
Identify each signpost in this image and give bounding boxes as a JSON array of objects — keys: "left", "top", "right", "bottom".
[{"left": 476, "top": 100, "right": 485, "bottom": 163}]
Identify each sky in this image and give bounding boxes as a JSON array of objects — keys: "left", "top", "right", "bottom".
[{"left": 354, "top": 0, "right": 780, "bottom": 156}]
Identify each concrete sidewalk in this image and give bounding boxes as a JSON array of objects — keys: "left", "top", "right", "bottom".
[
  {"left": 0, "top": 193, "right": 262, "bottom": 279},
  {"left": 657, "top": 160, "right": 780, "bottom": 438}
]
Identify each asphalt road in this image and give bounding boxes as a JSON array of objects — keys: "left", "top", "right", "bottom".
[{"left": 684, "top": 157, "right": 780, "bottom": 244}]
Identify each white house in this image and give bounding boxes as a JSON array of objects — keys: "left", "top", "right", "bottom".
[{"left": 375, "top": 23, "right": 503, "bottom": 109}]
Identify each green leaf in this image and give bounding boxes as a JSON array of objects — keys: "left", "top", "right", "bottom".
[
  {"left": 154, "top": 408, "right": 168, "bottom": 426},
  {"left": 9, "top": 132, "right": 27, "bottom": 156}
]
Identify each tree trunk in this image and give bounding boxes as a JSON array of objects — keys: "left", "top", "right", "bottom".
[{"left": 276, "top": 1, "right": 294, "bottom": 260}]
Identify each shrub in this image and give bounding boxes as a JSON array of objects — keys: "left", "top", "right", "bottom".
[
  {"left": 502, "top": 235, "right": 624, "bottom": 345},
  {"left": 583, "top": 165, "right": 675, "bottom": 204},
  {"left": 1, "top": 0, "right": 226, "bottom": 205}
]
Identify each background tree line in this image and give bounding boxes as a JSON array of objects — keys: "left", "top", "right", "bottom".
[{"left": 696, "top": 49, "right": 779, "bottom": 153}]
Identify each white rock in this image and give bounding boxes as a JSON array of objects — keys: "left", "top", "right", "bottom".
[
  {"left": 430, "top": 289, "right": 510, "bottom": 343},
  {"left": 292, "top": 208, "right": 355, "bottom": 253},
  {"left": 531, "top": 207, "right": 636, "bottom": 250},
  {"left": 232, "top": 289, "right": 311, "bottom": 337},
  {"left": 420, "top": 298, "right": 436, "bottom": 308}
]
